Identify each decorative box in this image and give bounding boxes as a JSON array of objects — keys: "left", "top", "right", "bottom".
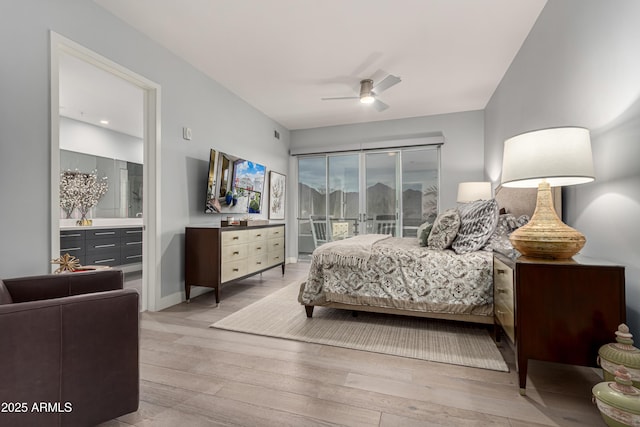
[
  {"left": 592, "top": 365, "right": 640, "bottom": 427},
  {"left": 598, "top": 324, "right": 640, "bottom": 388}
]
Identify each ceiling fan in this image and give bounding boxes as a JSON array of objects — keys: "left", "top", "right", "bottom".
[{"left": 321, "top": 73, "right": 401, "bottom": 112}]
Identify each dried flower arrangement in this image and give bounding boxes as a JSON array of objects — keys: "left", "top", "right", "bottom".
[{"left": 59, "top": 170, "right": 108, "bottom": 221}]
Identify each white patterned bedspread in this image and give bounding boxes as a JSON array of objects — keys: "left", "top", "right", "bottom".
[{"left": 299, "top": 237, "right": 494, "bottom": 316}]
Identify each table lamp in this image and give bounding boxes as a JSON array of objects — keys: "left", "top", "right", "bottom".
[
  {"left": 500, "top": 127, "right": 594, "bottom": 259},
  {"left": 457, "top": 182, "right": 492, "bottom": 203}
]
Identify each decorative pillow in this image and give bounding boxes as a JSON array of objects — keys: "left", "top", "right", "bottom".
[
  {"left": 427, "top": 209, "right": 460, "bottom": 250},
  {"left": 482, "top": 214, "right": 530, "bottom": 254},
  {"left": 417, "top": 221, "right": 433, "bottom": 247},
  {"left": 452, "top": 199, "right": 499, "bottom": 254}
]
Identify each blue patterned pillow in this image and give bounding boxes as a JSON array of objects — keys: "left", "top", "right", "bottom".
[
  {"left": 427, "top": 209, "right": 460, "bottom": 250},
  {"left": 452, "top": 199, "right": 499, "bottom": 254}
]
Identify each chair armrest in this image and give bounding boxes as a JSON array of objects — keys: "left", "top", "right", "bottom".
[
  {"left": 3, "top": 269, "right": 124, "bottom": 303},
  {"left": 0, "top": 288, "right": 139, "bottom": 426}
]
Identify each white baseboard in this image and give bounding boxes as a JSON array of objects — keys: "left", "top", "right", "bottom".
[{"left": 152, "top": 259, "right": 298, "bottom": 312}]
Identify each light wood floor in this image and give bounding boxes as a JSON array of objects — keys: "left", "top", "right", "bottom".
[{"left": 101, "top": 262, "right": 607, "bottom": 426}]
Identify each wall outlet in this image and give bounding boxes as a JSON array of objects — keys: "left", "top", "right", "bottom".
[{"left": 183, "top": 127, "right": 192, "bottom": 140}]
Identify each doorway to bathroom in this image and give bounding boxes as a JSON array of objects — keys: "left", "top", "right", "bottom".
[{"left": 50, "top": 32, "right": 161, "bottom": 311}]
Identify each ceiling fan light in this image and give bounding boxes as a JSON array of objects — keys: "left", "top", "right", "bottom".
[
  {"left": 359, "top": 79, "right": 375, "bottom": 104},
  {"left": 360, "top": 95, "right": 375, "bottom": 104}
]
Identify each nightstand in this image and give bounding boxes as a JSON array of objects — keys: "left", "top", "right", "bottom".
[{"left": 493, "top": 252, "right": 626, "bottom": 395}]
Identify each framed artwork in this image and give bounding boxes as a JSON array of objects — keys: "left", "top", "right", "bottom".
[{"left": 268, "top": 171, "right": 286, "bottom": 219}]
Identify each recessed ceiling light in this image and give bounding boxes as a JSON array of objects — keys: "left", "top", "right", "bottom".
[{"left": 100, "top": 120, "right": 109, "bottom": 125}]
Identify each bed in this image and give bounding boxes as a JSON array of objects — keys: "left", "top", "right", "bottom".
[{"left": 298, "top": 186, "right": 559, "bottom": 324}]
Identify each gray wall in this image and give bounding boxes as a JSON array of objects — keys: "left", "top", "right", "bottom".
[
  {"left": 0, "top": 0, "right": 290, "bottom": 305},
  {"left": 485, "top": 0, "right": 640, "bottom": 333}
]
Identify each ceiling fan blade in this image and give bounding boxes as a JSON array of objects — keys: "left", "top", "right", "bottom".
[
  {"left": 373, "top": 99, "right": 389, "bottom": 112},
  {"left": 372, "top": 74, "right": 401, "bottom": 94},
  {"left": 321, "top": 96, "right": 359, "bottom": 101}
]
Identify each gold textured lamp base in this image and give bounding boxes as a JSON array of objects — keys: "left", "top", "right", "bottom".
[{"left": 509, "top": 181, "right": 585, "bottom": 259}]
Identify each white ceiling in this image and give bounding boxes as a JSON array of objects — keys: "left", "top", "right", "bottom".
[
  {"left": 59, "top": 52, "right": 144, "bottom": 138},
  {"left": 88, "top": 0, "right": 546, "bottom": 131}
]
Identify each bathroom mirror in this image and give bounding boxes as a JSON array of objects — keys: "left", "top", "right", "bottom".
[{"left": 60, "top": 149, "right": 143, "bottom": 218}]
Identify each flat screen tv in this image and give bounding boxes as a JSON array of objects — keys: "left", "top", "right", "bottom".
[{"left": 205, "top": 149, "right": 265, "bottom": 214}]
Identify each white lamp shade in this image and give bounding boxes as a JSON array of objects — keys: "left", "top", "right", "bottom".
[
  {"left": 457, "top": 181, "right": 492, "bottom": 202},
  {"left": 501, "top": 127, "right": 595, "bottom": 188}
]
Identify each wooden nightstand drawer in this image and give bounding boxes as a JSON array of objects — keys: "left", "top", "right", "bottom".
[{"left": 494, "top": 257, "right": 515, "bottom": 344}]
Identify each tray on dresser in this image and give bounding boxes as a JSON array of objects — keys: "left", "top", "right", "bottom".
[{"left": 221, "top": 219, "right": 269, "bottom": 227}]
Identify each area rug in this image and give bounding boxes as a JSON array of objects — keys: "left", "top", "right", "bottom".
[{"left": 210, "top": 282, "right": 508, "bottom": 372}]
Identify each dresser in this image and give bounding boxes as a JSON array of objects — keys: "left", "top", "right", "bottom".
[
  {"left": 185, "top": 224, "right": 285, "bottom": 303},
  {"left": 60, "top": 226, "right": 143, "bottom": 267},
  {"left": 493, "top": 252, "right": 626, "bottom": 395}
]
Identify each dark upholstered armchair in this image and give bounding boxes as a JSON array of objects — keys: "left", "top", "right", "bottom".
[{"left": 0, "top": 269, "right": 139, "bottom": 427}]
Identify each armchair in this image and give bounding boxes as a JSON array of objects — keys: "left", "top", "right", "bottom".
[{"left": 0, "top": 269, "right": 139, "bottom": 427}]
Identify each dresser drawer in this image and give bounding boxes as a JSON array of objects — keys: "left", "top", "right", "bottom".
[
  {"left": 248, "top": 240, "right": 268, "bottom": 257},
  {"left": 267, "top": 226, "right": 285, "bottom": 239},
  {"left": 121, "top": 243, "right": 143, "bottom": 264},
  {"left": 247, "top": 254, "right": 269, "bottom": 273},
  {"left": 246, "top": 227, "right": 268, "bottom": 242},
  {"left": 222, "top": 229, "right": 247, "bottom": 246},
  {"left": 85, "top": 250, "right": 121, "bottom": 267},
  {"left": 221, "top": 260, "right": 247, "bottom": 282},
  {"left": 268, "top": 251, "right": 284, "bottom": 266},
  {"left": 494, "top": 257, "right": 515, "bottom": 343},
  {"left": 86, "top": 228, "right": 121, "bottom": 240},
  {"left": 121, "top": 227, "right": 143, "bottom": 243},
  {"left": 268, "top": 237, "right": 285, "bottom": 253},
  {"left": 222, "top": 243, "right": 248, "bottom": 262},
  {"left": 86, "top": 237, "right": 120, "bottom": 254}
]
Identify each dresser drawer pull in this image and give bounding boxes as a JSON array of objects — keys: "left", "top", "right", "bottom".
[
  {"left": 94, "top": 231, "right": 116, "bottom": 236},
  {"left": 94, "top": 258, "right": 115, "bottom": 264},
  {"left": 233, "top": 251, "right": 240, "bottom": 255},
  {"left": 126, "top": 241, "right": 142, "bottom": 245},
  {"left": 95, "top": 244, "right": 116, "bottom": 248},
  {"left": 497, "top": 289, "right": 508, "bottom": 294},
  {"left": 126, "top": 230, "right": 142, "bottom": 234},
  {"left": 232, "top": 236, "right": 239, "bottom": 240},
  {"left": 232, "top": 268, "right": 239, "bottom": 272},
  {"left": 256, "top": 233, "right": 262, "bottom": 237},
  {"left": 273, "top": 256, "right": 280, "bottom": 260},
  {"left": 496, "top": 269, "right": 507, "bottom": 274},
  {"left": 256, "top": 247, "right": 262, "bottom": 250},
  {"left": 61, "top": 247, "right": 81, "bottom": 251},
  {"left": 274, "top": 243, "right": 280, "bottom": 246},
  {"left": 256, "top": 261, "right": 262, "bottom": 265},
  {"left": 61, "top": 233, "right": 82, "bottom": 238},
  {"left": 126, "top": 255, "right": 142, "bottom": 260}
]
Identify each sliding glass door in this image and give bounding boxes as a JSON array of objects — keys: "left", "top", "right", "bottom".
[
  {"left": 297, "top": 146, "right": 439, "bottom": 258},
  {"left": 364, "top": 151, "right": 400, "bottom": 236}
]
